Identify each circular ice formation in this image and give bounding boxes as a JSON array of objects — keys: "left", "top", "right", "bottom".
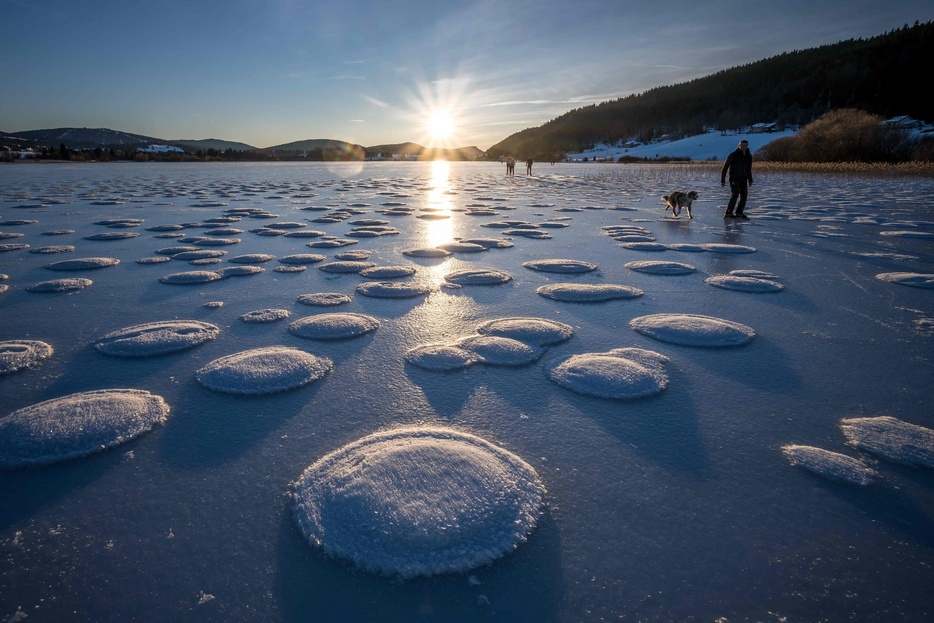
[
  {"left": 289, "top": 313, "right": 380, "bottom": 340},
  {"left": 297, "top": 292, "right": 352, "bottom": 307},
  {"left": 404, "top": 344, "right": 478, "bottom": 371},
  {"left": 0, "top": 389, "right": 170, "bottom": 469},
  {"left": 334, "top": 250, "right": 372, "bottom": 261},
  {"left": 228, "top": 254, "right": 275, "bottom": 264},
  {"left": 0, "top": 340, "right": 54, "bottom": 375},
  {"left": 27, "top": 278, "right": 93, "bottom": 292},
  {"left": 83, "top": 232, "right": 139, "bottom": 241},
  {"left": 45, "top": 257, "right": 120, "bottom": 271},
  {"left": 629, "top": 314, "right": 755, "bottom": 347},
  {"left": 240, "top": 309, "right": 290, "bottom": 323},
  {"left": 625, "top": 260, "right": 696, "bottom": 275},
  {"left": 359, "top": 265, "right": 416, "bottom": 279},
  {"left": 476, "top": 317, "right": 574, "bottom": 347},
  {"left": 536, "top": 283, "right": 644, "bottom": 302},
  {"left": 356, "top": 281, "right": 431, "bottom": 298},
  {"left": 547, "top": 347, "right": 670, "bottom": 399},
  {"left": 438, "top": 242, "right": 487, "bottom": 254},
  {"left": 621, "top": 242, "right": 667, "bottom": 251},
  {"left": 875, "top": 272, "right": 934, "bottom": 289},
  {"left": 29, "top": 245, "right": 75, "bottom": 254},
  {"left": 402, "top": 247, "right": 452, "bottom": 258},
  {"left": 136, "top": 256, "right": 173, "bottom": 264},
  {"left": 159, "top": 270, "right": 222, "bottom": 284},
  {"left": 666, "top": 243, "right": 707, "bottom": 252},
  {"left": 173, "top": 250, "right": 227, "bottom": 261},
  {"left": 840, "top": 416, "right": 934, "bottom": 467},
  {"left": 291, "top": 426, "right": 544, "bottom": 578},
  {"left": 444, "top": 268, "right": 513, "bottom": 285},
  {"left": 196, "top": 346, "right": 332, "bottom": 395},
  {"left": 279, "top": 254, "right": 326, "bottom": 265},
  {"left": 700, "top": 243, "right": 756, "bottom": 254},
  {"left": 705, "top": 275, "right": 784, "bottom": 292},
  {"left": 456, "top": 335, "right": 542, "bottom": 366},
  {"left": 781, "top": 445, "right": 877, "bottom": 485},
  {"left": 522, "top": 259, "right": 597, "bottom": 274},
  {"left": 217, "top": 265, "right": 263, "bottom": 278},
  {"left": 318, "top": 261, "right": 376, "bottom": 274},
  {"left": 95, "top": 320, "right": 220, "bottom": 357}
]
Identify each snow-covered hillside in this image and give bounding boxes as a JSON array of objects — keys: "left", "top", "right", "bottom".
[{"left": 564, "top": 129, "right": 797, "bottom": 162}]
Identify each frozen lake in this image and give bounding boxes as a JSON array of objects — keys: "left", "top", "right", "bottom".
[{"left": 1, "top": 161, "right": 933, "bottom": 622}]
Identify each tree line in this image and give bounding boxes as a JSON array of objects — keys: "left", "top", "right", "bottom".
[{"left": 488, "top": 21, "right": 934, "bottom": 161}]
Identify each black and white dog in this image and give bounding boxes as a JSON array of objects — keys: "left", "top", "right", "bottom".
[{"left": 662, "top": 190, "right": 699, "bottom": 219}]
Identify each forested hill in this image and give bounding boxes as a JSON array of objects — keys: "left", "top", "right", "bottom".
[{"left": 488, "top": 21, "right": 934, "bottom": 160}]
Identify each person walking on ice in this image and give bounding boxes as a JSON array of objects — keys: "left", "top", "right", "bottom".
[
  {"left": 526, "top": 158, "right": 533, "bottom": 175},
  {"left": 720, "top": 139, "right": 753, "bottom": 219}
]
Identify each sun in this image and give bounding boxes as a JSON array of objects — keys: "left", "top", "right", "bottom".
[{"left": 426, "top": 111, "right": 455, "bottom": 142}]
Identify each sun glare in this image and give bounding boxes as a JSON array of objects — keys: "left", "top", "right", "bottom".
[{"left": 427, "top": 111, "right": 455, "bottom": 142}]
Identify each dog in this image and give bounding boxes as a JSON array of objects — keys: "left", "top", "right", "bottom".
[{"left": 662, "top": 190, "right": 699, "bottom": 219}]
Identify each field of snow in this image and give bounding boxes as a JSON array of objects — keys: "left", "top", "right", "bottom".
[
  {"left": 565, "top": 128, "right": 797, "bottom": 162},
  {"left": 1, "top": 161, "right": 933, "bottom": 622}
]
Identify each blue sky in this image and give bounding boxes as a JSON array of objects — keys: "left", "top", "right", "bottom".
[{"left": 2, "top": 0, "right": 932, "bottom": 150}]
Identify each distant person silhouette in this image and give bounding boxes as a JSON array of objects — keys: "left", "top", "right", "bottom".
[
  {"left": 721, "top": 139, "right": 753, "bottom": 219},
  {"left": 526, "top": 158, "right": 533, "bottom": 175},
  {"left": 505, "top": 157, "right": 515, "bottom": 175}
]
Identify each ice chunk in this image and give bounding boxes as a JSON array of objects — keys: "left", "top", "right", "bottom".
[
  {"left": 27, "top": 278, "right": 93, "bottom": 292},
  {"left": 625, "top": 261, "right": 696, "bottom": 275},
  {"left": 444, "top": 269, "right": 513, "bottom": 285},
  {"left": 196, "top": 346, "right": 332, "bottom": 395},
  {"left": 291, "top": 426, "right": 544, "bottom": 578},
  {"left": 240, "top": 309, "right": 290, "bottom": 323},
  {"left": 536, "top": 283, "right": 643, "bottom": 302},
  {"left": 629, "top": 314, "right": 755, "bottom": 347},
  {"left": 705, "top": 275, "right": 784, "bottom": 292},
  {"left": 404, "top": 344, "right": 478, "bottom": 371},
  {"left": 44, "top": 257, "right": 120, "bottom": 271},
  {"left": 547, "top": 347, "right": 670, "bottom": 399},
  {"left": 781, "top": 445, "right": 877, "bottom": 485},
  {"left": 0, "top": 340, "right": 54, "bottom": 375},
  {"left": 475, "top": 317, "right": 574, "bottom": 347},
  {"left": 840, "top": 416, "right": 934, "bottom": 468},
  {"left": 0, "top": 389, "right": 170, "bottom": 468},
  {"left": 456, "top": 335, "right": 543, "bottom": 366},
  {"left": 297, "top": 293, "right": 352, "bottom": 307},
  {"left": 95, "top": 320, "right": 219, "bottom": 356},
  {"left": 159, "top": 271, "right": 222, "bottom": 284},
  {"left": 289, "top": 313, "right": 379, "bottom": 340},
  {"left": 355, "top": 281, "right": 430, "bottom": 298},
  {"left": 522, "top": 259, "right": 597, "bottom": 274},
  {"left": 875, "top": 273, "right": 934, "bottom": 289}
]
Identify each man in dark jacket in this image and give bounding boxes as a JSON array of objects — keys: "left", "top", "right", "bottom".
[{"left": 720, "top": 139, "right": 753, "bottom": 219}]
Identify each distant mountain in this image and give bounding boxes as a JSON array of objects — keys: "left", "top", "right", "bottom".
[
  {"left": 4, "top": 127, "right": 162, "bottom": 150},
  {"left": 488, "top": 21, "right": 934, "bottom": 159},
  {"left": 265, "top": 138, "right": 364, "bottom": 153},
  {"left": 171, "top": 138, "right": 258, "bottom": 152}
]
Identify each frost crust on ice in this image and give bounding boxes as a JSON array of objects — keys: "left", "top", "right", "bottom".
[
  {"left": 44, "top": 257, "right": 120, "bottom": 271},
  {"left": 444, "top": 268, "right": 513, "bottom": 285},
  {"left": 0, "top": 389, "right": 170, "bottom": 468},
  {"left": 840, "top": 416, "right": 934, "bottom": 467},
  {"left": 522, "top": 259, "right": 597, "bottom": 274},
  {"left": 0, "top": 340, "right": 54, "bottom": 375},
  {"left": 291, "top": 426, "right": 545, "bottom": 578},
  {"left": 355, "top": 281, "right": 430, "bottom": 298},
  {"left": 629, "top": 314, "right": 755, "bottom": 347},
  {"left": 27, "top": 278, "right": 93, "bottom": 292},
  {"left": 475, "top": 317, "right": 574, "bottom": 347},
  {"left": 875, "top": 272, "right": 934, "bottom": 289},
  {"left": 239, "top": 309, "right": 290, "bottom": 323},
  {"left": 404, "top": 344, "right": 478, "bottom": 371},
  {"left": 625, "top": 260, "right": 696, "bottom": 275},
  {"left": 781, "top": 445, "right": 877, "bottom": 485},
  {"left": 536, "top": 282, "right": 643, "bottom": 302},
  {"left": 297, "top": 293, "right": 352, "bottom": 307},
  {"left": 547, "top": 347, "right": 670, "bottom": 399},
  {"left": 289, "top": 313, "right": 380, "bottom": 340},
  {"left": 159, "top": 270, "right": 222, "bottom": 284},
  {"left": 196, "top": 346, "right": 332, "bottom": 394},
  {"left": 705, "top": 275, "right": 784, "bottom": 292},
  {"left": 95, "top": 320, "right": 220, "bottom": 357}
]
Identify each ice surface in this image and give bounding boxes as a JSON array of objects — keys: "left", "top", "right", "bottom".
[
  {"left": 95, "top": 320, "right": 220, "bottom": 357},
  {"left": 196, "top": 346, "right": 332, "bottom": 394},
  {"left": 0, "top": 389, "right": 170, "bottom": 468},
  {"left": 291, "top": 426, "right": 544, "bottom": 578},
  {"left": 547, "top": 347, "right": 670, "bottom": 399},
  {"left": 288, "top": 313, "right": 380, "bottom": 340},
  {"left": 0, "top": 340, "right": 54, "bottom": 375},
  {"left": 629, "top": 314, "right": 755, "bottom": 347},
  {"left": 840, "top": 416, "right": 934, "bottom": 467},
  {"left": 781, "top": 445, "right": 877, "bottom": 485}
]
